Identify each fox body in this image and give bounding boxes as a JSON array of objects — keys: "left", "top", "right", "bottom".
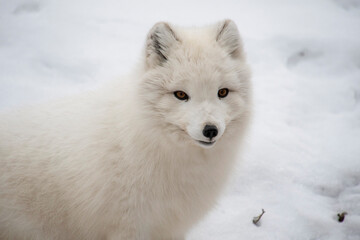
[{"left": 0, "top": 20, "right": 251, "bottom": 239}]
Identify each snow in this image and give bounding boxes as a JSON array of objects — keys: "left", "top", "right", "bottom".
[{"left": 1, "top": 0, "right": 360, "bottom": 239}]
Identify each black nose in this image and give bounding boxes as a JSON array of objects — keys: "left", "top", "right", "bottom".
[{"left": 202, "top": 125, "right": 218, "bottom": 140}]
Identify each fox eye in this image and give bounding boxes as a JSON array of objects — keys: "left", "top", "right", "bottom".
[
  {"left": 174, "top": 91, "right": 189, "bottom": 101},
  {"left": 218, "top": 88, "right": 229, "bottom": 98}
]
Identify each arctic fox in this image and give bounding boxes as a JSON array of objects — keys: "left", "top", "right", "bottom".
[{"left": 0, "top": 20, "right": 251, "bottom": 239}]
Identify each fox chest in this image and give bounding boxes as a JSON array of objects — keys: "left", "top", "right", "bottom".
[{"left": 139, "top": 154, "right": 230, "bottom": 233}]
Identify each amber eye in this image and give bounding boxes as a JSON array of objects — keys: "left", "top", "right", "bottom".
[
  {"left": 218, "top": 88, "right": 229, "bottom": 98},
  {"left": 174, "top": 91, "right": 189, "bottom": 101}
]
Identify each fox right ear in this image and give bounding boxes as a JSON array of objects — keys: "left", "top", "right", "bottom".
[
  {"left": 145, "top": 22, "right": 180, "bottom": 69},
  {"left": 215, "top": 19, "right": 244, "bottom": 60}
]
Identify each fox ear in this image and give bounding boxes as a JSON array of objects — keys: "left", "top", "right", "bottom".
[
  {"left": 145, "top": 22, "right": 180, "bottom": 68},
  {"left": 216, "top": 19, "right": 244, "bottom": 59}
]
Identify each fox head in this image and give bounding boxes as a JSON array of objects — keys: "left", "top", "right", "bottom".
[{"left": 139, "top": 20, "right": 251, "bottom": 149}]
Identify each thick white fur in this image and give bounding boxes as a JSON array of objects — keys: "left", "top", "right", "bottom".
[{"left": 0, "top": 20, "right": 251, "bottom": 240}]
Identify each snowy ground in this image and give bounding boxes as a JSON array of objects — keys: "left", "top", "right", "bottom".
[{"left": 1, "top": 0, "right": 360, "bottom": 239}]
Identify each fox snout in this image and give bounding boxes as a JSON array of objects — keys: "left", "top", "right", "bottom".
[{"left": 202, "top": 124, "right": 218, "bottom": 141}]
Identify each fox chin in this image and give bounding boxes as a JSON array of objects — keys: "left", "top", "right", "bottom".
[{"left": 0, "top": 19, "right": 251, "bottom": 240}]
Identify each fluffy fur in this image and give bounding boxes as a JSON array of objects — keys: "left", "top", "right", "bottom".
[{"left": 0, "top": 20, "right": 251, "bottom": 240}]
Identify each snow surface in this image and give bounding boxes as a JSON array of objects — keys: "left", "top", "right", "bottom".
[{"left": 1, "top": 0, "right": 360, "bottom": 239}]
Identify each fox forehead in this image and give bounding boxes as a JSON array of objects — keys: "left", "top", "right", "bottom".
[
  {"left": 162, "top": 38, "right": 244, "bottom": 92},
  {"left": 161, "top": 57, "right": 244, "bottom": 93}
]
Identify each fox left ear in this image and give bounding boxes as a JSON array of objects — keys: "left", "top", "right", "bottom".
[
  {"left": 216, "top": 19, "right": 244, "bottom": 59},
  {"left": 145, "top": 22, "right": 180, "bottom": 69}
]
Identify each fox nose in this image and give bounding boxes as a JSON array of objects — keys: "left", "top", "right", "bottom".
[{"left": 202, "top": 125, "right": 218, "bottom": 140}]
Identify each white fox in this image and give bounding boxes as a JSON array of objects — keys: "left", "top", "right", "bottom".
[{"left": 0, "top": 20, "right": 251, "bottom": 239}]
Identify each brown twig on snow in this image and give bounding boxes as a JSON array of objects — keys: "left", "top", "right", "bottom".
[
  {"left": 337, "top": 212, "right": 347, "bottom": 222},
  {"left": 253, "top": 209, "right": 265, "bottom": 225}
]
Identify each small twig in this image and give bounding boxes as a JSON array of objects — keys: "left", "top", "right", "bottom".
[
  {"left": 253, "top": 209, "right": 265, "bottom": 225},
  {"left": 337, "top": 212, "right": 347, "bottom": 222}
]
